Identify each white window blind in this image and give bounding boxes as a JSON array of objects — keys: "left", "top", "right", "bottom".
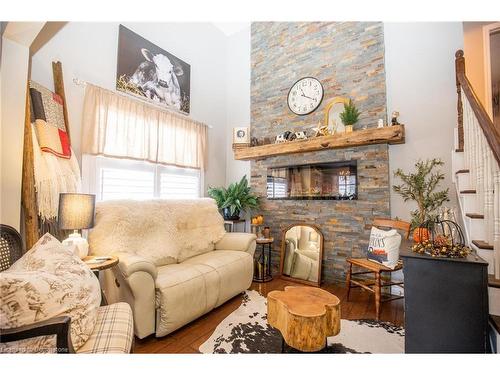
[
  {"left": 83, "top": 155, "right": 201, "bottom": 201},
  {"left": 101, "top": 168, "right": 155, "bottom": 201}
]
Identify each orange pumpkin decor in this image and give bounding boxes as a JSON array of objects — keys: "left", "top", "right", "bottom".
[
  {"left": 251, "top": 217, "right": 258, "bottom": 225},
  {"left": 257, "top": 215, "right": 264, "bottom": 224},
  {"left": 413, "top": 227, "right": 430, "bottom": 243}
]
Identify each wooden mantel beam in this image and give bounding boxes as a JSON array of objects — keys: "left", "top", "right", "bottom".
[{"left": 234, "top": 125, "right": 405, "bottom": 161}]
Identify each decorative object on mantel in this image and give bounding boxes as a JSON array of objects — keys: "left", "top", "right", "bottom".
[
  {"left": 323, "top": 97, "right": 350, "bottom": 134},
  {"left": 391, "top": 111, "right": 401, "bottom": 126},
  {"left": 377, "top": 119, "right": 384, "bottom": 128},
  {"left": 274, "top": 130, "right": 308, "bottom": 144},
  {"left": 287, "top": 77, "right": 324, "bottom": 115},
  {"left": 116, "top": 25, "right": 191, "bottom": 114},
  {"left": 411, "top": 217, "right": 471, "bottom": 259},
  {"left": 312, "top": 122, "right": 331, "bottom": 137},
  {"left": 392, "top": 158, "right": 450, "bottom": 242},
  {"left": 339, "top": 99, "right": 360, "bottom": 133},
  {"left": 233, "top": 125, "right": 405, "bottom": 161},
  {"left": 233, "top": 127, "right": 250, "bottom": 148},
  {"left": 207, "top": 175, "right": 259, "bottom": 220}
]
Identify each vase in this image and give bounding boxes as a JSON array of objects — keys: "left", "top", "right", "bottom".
[{"left": 222, "top": 208, "right": 240, "bottom": 221}]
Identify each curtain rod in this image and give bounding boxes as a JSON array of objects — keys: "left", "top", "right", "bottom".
[{"left": 72, "top": 78, "right": 213, "bottom": 129}]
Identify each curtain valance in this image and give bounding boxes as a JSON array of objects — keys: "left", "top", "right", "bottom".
[{"left": 81, "top": 84, "right": 207, "bottom": 170}]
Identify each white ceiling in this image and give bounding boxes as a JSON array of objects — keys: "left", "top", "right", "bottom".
[{"left": 212, "top": 22, "right": 249, "bottom": 36}]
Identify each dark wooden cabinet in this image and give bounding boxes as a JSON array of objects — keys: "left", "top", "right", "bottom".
[{"left": 401, "top": 248, "right": 489, "bottom": 353}]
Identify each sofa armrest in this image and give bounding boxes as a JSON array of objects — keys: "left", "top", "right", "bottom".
[
  {"left": 116, "top": 253, "right": 157, "bottom": 280},
  {"left": 215, "top": 233, "right": 257, "bottom": 256}
]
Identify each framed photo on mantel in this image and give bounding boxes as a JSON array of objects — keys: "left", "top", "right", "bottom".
[
  {"left": 233, "top": 127, "right": 250, "bottom": 147},
  {"left": 116, "top": 25, "right": 191, "bottom": 114}
]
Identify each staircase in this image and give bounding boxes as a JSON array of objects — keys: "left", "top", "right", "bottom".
[{"left": 452, "top": 50, "right": 500, "bottom": 352}]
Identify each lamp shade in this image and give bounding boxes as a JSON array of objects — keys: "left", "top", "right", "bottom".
[{"left": 58, "top": 193, "right": 96, "bottom": 230}]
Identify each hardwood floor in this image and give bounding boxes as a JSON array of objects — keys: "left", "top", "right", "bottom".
[{"left": 134, "top": 277, "right": 404, "bottom": 353}]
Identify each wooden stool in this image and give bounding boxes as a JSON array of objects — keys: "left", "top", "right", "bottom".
[
  {"left": 346, "top": 218, "right": 410, "bottom": 320},
  {"left": 267, "top": 286, "right": 340, "bottom": 352}
]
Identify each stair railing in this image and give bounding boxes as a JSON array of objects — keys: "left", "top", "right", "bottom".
[{"left": 455, "top": 50, "right": 500, "bottom": 278}]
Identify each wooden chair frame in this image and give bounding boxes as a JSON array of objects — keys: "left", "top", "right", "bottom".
[
  {"left": 346, "top": 218, "right": 410, "bottom": 320},
  {"left": 0, "top": 316, "right": 75, "bottom": 353}
]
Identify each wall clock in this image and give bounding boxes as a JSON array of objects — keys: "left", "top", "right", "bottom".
[{"left": 287, "top": 77, "right": 324, "bottom": 115}]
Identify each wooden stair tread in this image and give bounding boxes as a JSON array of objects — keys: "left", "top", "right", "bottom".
[
  {"left": 466, "top": 213, "right": 484, "bottom": 219},
  {"left": 455, "top": 169, "right": 469, "bottom": 174},
  {"left": 472, "top": 240, "right": 494, "bottom": 250},
  {"left": 489, "top": 275, "right": 500, "bottom": 288},
  {"left": 460, "top": 189, "right": 476, "bottom": 194}
]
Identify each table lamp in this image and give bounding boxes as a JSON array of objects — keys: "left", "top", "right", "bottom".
[{"left": 58, "top": 193, "right": 96, "bottom": 258}]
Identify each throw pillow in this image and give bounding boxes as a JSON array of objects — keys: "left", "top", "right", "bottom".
[
  {"left": 0, "top": 233, "right": 101, "bottom": 353},
  {"left": 366, "top": 226, "right": 402, "bottom": 269}
]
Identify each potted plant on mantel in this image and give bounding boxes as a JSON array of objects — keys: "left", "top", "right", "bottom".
[
  {"left": 392, "top": 159, "right": 450, "bottom": 242},
  {"left": 208, "top": 175, "right": 259, "bottom": 221},
  {"left": 339, "top": 99, "right": 360, "bottom": 133}
]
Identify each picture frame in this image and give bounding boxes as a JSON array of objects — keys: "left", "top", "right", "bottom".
[
  {"left": 233, "top": 127, "right": 250, "bottom": 145},
  {"left": 116, "top": 25, "right": 191, "bottom": 114}
]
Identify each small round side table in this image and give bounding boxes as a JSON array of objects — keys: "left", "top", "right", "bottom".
[
  {"left": 83, "top": 255, "right": 119, "bottom": 305},
  {"left": 253, "top": 238, "right": 273, "bottom": 283}
]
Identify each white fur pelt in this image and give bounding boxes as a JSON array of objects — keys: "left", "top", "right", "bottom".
[{"left": 88, "top": 198, "right": 226, "bottom": 265}]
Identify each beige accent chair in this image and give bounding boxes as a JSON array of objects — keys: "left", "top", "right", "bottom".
[{"left": 89, "top": 200, "right": 256, "bottom": 339}]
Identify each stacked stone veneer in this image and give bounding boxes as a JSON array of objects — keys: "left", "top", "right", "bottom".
[{"left": 250, "top": 22, "right": 390, "bottom": 282}]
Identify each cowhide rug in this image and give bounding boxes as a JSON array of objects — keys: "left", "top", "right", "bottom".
[{"left": 199, "top": 290, "right": 404, "bottom": 354}]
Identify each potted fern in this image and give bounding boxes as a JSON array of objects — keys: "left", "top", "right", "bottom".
[
  {"left": 208, "top": 175, "right": 259, "bottom": 220},
  {"left": 339, "top": 99, "right": 360, "bottom": 133},
  {"left": 392, "top": 159, "right": 449, "bottom": 242}
]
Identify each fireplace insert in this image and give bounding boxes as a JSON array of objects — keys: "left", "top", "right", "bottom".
[{"left": 267, "top": 161, "right": 357, "bottom": 200}]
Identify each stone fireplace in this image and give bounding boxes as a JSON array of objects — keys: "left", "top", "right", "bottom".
[{"left": 250, "top": 22, "right": 389, "bottom": 282}]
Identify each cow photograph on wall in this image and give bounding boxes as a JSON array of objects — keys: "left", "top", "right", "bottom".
[{"left": 116, "top": 25, "right": 191, "bottom": 114}]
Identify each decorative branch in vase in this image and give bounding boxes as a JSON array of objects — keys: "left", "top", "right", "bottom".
[{"left": 392, "top": 158, "right": 449, "bottom": 242}]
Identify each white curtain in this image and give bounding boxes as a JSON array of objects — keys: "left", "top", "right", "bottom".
[{"left": 81, "top": 84, "right": 208, "bottom": 170}]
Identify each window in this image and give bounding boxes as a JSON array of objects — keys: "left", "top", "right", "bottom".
[{"left": 83, "top": 155, "right": 201, "bottom": 201}]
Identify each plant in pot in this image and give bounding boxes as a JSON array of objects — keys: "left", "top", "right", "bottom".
[
  {"left": 339, "top": 99, "right": 360, "bottom": 133},
  {"left": 207, "top": 175, "right": 259, "bottom": 221},
  {"left": 392, "top": 159, "right": 449, "bottom": 243}
]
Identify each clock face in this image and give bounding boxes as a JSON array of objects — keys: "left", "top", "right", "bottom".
[{"left": 287, "top": 77, "right": 324, "bottom": 115}]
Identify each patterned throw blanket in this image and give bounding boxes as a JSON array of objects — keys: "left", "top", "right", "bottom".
[{"left": 29, "top": 81, "right": 81, "bottom": 222}]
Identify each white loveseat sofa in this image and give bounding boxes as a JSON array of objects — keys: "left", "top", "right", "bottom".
[{"left": 88, "top": 199, "right": 256, "bottom": 339}]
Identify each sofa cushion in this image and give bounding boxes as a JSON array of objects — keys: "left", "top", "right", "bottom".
[
  {"left": 0, "top": 234, "right": 101, "bottom": 352},
  {"left": 77, "top": 302, "right": 134, "bottom": 354},
  {"left": 183, "top": 250, "right": 253, "bottom": 307},
  {"left": 154, "top": 263, "right": 219, "bottom": 336},
  {"left": 89, "top": 199, "right": 226, "bottom": 266}
]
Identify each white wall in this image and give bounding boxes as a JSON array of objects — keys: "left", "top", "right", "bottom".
[
  {"left": 31, "top": 22, "right": 229, "bottom": 191},
  {"left": 225, "top": 26, "right": 251, "bottom": 185},
  {"left": 385, "top": 22, "right": 463, "bottom": 221},
  {"left": 0, "top": 37, "right": 30, "bottom": 230}
]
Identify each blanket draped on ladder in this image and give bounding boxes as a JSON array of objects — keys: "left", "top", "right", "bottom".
[{"left": 29, "top": 80, "right": 81, "bottom": 234}]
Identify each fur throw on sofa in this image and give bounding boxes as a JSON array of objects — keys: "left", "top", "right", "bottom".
[{"left": 89, "top": 199, "right": 226, "bottom": 265}]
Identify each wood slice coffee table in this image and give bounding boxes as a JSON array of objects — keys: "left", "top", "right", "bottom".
[{"left": 267, "top": 286, "right": 341, "bottom": 352}]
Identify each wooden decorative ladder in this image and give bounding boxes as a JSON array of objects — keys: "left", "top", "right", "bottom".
[{"left": 453, "top": 51, "right": 500, "bottom": 345}]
